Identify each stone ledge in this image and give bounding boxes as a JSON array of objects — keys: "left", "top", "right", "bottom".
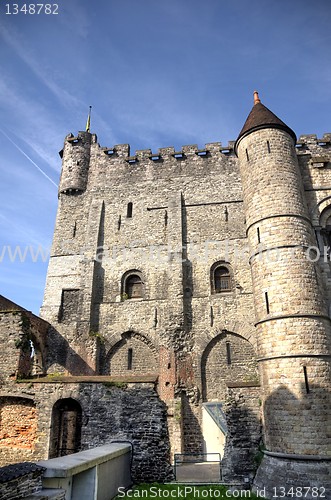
[
  {"left": 16, "top": 374, "right": 158, "bottom": 384},
  {"left": 38, "top": 443, "right": 131, "bottom": 478},
  {"left": 227, "top": 381, "right": 260, "bottom": 388}
]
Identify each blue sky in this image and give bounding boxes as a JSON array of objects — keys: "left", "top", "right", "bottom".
[{"left": 0, "top": 0, "right": 331, "bottom": 315}]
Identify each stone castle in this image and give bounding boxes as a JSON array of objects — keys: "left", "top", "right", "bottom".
[{"left": 0, "top": 92, "right": 330, "bottom": 497}]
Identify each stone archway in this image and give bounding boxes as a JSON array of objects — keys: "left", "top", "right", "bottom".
[
  {"left": 200, "top": 331, "right": 258, "bottom": 461},
  {"left": 105, "top": 331, "right": 158, "bottom": 376},
  {"left": 49, "top": 398, "right": 82, "bottom": 458},
  {"left": 201, "top": 330, "right": 257, "bottom": 402}
]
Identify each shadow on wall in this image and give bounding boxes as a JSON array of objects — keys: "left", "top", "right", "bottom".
[
  {"left": 221, "top": 387, "right": 262, "bottom": 483},
  {"left": 181, "top": 390, "right": 204, "bottom": 456},
  {"left": 222, "top": 379, "right": 331, "bottom": 492},
  {"left": 254, "top": 380, "right": 331, "bottom": 498},
  {"left": 263, "top": 380, "right": 331, "bottom": 456},
  {"left": 45, "top": 327, "right": 96, "bottom": 375}
]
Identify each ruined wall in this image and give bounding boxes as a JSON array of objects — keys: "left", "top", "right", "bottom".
[
  {"left": 222, "top": 386, "right": 261, "bottom": 483},
  {"left": 0, "top": 380, "right": 173, "bottom": 482}
]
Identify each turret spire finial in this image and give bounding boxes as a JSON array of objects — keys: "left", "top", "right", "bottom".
[
  {"left": 253, "top": 91, "right": 261, "bottom": 105},
  {"left": 85, "top": 105, "right": 92, "bottom": 133}
]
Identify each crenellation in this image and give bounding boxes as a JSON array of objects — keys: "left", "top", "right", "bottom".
[{"left": 135, "top": 148, "right": 152, "bottom": 158}]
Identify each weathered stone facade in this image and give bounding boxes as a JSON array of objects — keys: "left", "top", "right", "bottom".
[{"left": 0, "top": 94, "right": 330, "bottom": 496}]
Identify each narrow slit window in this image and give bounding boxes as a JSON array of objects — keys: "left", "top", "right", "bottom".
[
  {"left": 257, "top": 227, "right": 260, "bottom": 243},
  {"left": 127, "top": 202, "right": 133, "bottom": 218},
  {"left": 265, "top": 291, "right": 270, "bottom": 314},
  {"left": 226, "top": 341, "right": 232, "bottom": 365},
  {"left": 73, "top": 221, "right": 77, "bottom": 238},
  {"left": 267, "top": 140, "right": 271, "bottom": 153},
  {"left": 224, "top": 206, "right": 228, "bottom": 222},
  {"left": 246, "top": 148, "right": 249, "bottom": 161},
  {"left": 127, "top": 348, "right": 133, "bottom": 370},
  {"left": 303, "top": 366, "right": 310, "bottom": 393}
]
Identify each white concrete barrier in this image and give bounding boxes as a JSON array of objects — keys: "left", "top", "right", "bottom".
[{"left": 37, "top": 443, "right": 132, "bottom": 500}]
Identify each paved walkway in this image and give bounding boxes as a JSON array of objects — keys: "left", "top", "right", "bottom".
[{"left": 175, "top": 462, "right": 221, "bottom": 482}]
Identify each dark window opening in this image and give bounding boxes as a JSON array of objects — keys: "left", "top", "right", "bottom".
[
  {"left": 127, "top": 202, "right": 133, "bottom": 218},
  {"left": 167, "top": 363, "right": 171, "bottom": 369},
  {"left": 265, "top": 291, "right": 270, "bottom": 314},
  {"left": 224, "top": 206, "right": 228, "bottom": 222},
  {"left": 214, "top": 266, "right": 231, "bottom": 293},
  {"left": 73, "top": 221, "right": 77, "bottom": 238},
  {"left": 127, "top": 348, "right": 133, "bottom": 370},
  {"left": 267, "top": 140, "right": 271, "bottom": 153},
  {"left": 303, "top": 366, "right": 310, "bottom": 394},
  {"left": 226, "top": 341, "right": 232, "bottom": 365},
  {"left": 125, "top": 274, "right": 143, "bottom": 299},
  {"left": 246, "top": 148, "right": 249, "bottom": 161},
  {"left": 257, "top": 227, "right": 260, "bottom": 243}
]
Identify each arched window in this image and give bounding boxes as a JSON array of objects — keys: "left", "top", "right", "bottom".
[
  {"left": 125, "top": 273, "right": 144, "bottom": 299},
  {"left": 211, "top": 263, "right": 232, "bottom": 293}
]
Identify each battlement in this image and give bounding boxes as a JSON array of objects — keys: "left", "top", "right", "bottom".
[
  {"left": 62, "top": 130, "right": 331, "bottom": 161},
  {"left": 296, "top": 133, "right": 331, "bottom": 148},
  {"left": 97, "top": 140, "right": 236, "bottom": 162}
]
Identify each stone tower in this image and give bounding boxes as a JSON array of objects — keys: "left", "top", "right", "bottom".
[{"left": 235, "top": 92, "right": 331, "bottom": 496}]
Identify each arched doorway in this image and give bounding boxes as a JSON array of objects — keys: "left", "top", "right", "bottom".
[{"left": 49, "top": 398, "right": 82, "bottom": 458}]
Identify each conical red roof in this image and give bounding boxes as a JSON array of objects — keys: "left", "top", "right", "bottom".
[{"left": 235, "top": 92, "right": 296, "bottom": 154}]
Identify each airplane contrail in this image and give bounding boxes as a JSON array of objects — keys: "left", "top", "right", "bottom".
[{"left": 0, "top": 128, "right": 57, "bottom": 187}]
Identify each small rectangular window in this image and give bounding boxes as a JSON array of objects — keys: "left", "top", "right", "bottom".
[
  {"left": 226, "top": 342, "right": 231, "bottom": 365},
  {"left": 267, "top": 140, "right": 271, "bottom": 153},
  {"left": 257, "top": 227, "right": 260, "bottom": 243},
  {"left": 246, "top": 148, "right": 249, "bottom": 161},
  {"left": 127, "top": 202, "right": 133, "bottom": 218},
  {"left": 127, "top": 348, "right": 133, "bottom": 370}
]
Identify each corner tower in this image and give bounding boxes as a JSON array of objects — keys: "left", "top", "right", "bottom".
[
  {"left": 59, "top": 131, "right": 92, "bottom": 194},
  {"left": 235, "top": 93, "right": 331, "bottom": 497}
]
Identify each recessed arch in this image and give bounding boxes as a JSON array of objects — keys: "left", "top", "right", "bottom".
[
  {"left": 105, "top": 331, "right": 158, "bottom": 376},
  {"left": 0, "top": 396, "right": 37, "bottom": 450},
  {"left": 49, "top": 398, "right": 82, "bottom": 458},
  {"left": 201, "top": 331, "right": 258, "bottom": 402}
]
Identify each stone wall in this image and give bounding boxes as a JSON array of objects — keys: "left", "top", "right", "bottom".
[
  {"left": 0, "top": 380, "right": 173, "bottom": 483},
  {"left": 222, "top": 386, "right": 261, "bottom": 483},
  {"left": 0, "top": 463, "right": 48, "bottom": 500}
]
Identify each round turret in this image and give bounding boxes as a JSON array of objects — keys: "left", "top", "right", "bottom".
[
  {"left": 58, "top": 131, "right": 92, "bottom": 195},
  {"left": 236, "top": 92, "right": 331, "bottom": 497}
]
